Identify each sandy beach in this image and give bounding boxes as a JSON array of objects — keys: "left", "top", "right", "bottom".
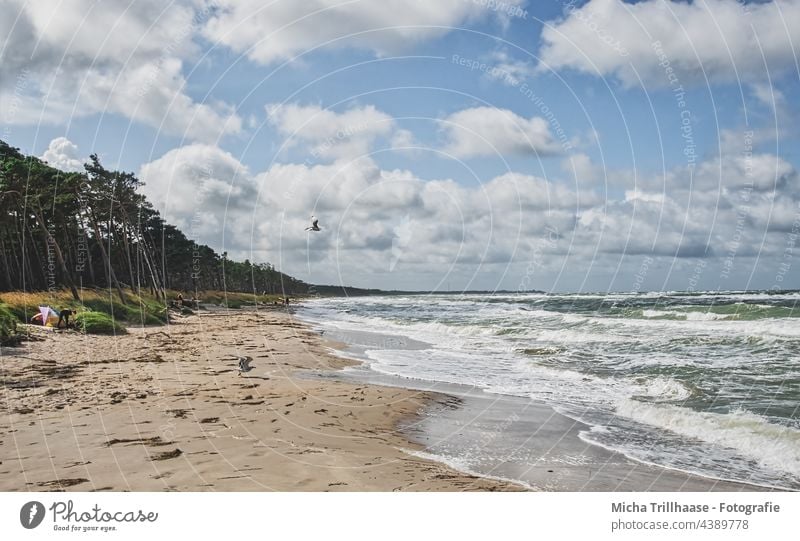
[
  {"left": 1, "top": 306, "right": 775, "bottom": 492},
  {"left": 0, "top": 308, "right": 514, "bottom": 491}
]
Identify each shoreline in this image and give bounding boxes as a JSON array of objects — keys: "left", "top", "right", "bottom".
[
  {"left": 303, "top": 324, "right": 780, "bottom": 492},
  {"left": 0, "top": 308, "right": 517, "bottom": 491}
]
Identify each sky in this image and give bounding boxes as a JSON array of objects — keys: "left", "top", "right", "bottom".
[{"left": 2, "top": 0, "right": 799, "bottom": 293}]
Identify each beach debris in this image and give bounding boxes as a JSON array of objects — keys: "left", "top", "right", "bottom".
[
  {"left": 104, "top": 436, "right": 170, "bottom": 447},
  {"left": 237, "top": 356, "right": 254, "bottom": 376},
  {"left": 143, "top": 330, "right": 173, "bottom": 342},
  {"left": 37, "top": 478, "right": 89, "bottom": 489},
  {"left": 151, "top": 448, "right": 183, "bottom": 461},
  {"left": 304, "top": 215, "right": 321, "bottom": 231}
]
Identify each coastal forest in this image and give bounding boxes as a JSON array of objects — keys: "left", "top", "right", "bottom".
[{"left": 0, "top": 139, "right": 309, "bottom": 303}]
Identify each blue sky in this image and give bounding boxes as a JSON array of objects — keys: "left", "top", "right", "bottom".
[{"left": 2, "top": 0, "right": 799, "bottom": 292}]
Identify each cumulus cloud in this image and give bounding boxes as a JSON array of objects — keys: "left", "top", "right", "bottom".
[
  {"left": 562, "top": 152, "right": 602, "bottom": 188},
  {"left": 138, "top": 143, "right": 586, "bottom": 284},
  {"left": 202, "top": 0, "right": 526, "bottom": 65},
  {"left": 539, "top": 0, "right": 800, "bottom": 87},
  {"left": 0, "top": 0, "right": 241, "bottom": 141},
  {"left": 139, "top": 143, "right": 254, "bottom": 245},
  {"left": 40, "top": 137, "right": 84, "bottom": 172},
  {"left": 751, "top": 82, "right": 788, "bottom": 113},
  {"left": 440, "top": 106, "right": 563, "bottom": 158},
  {"left": 486, "top": 50, "right": 536, "bottom": 86},
  {"left": 137, "top": 131, "right": 800, "bottom": 290},
  {"left": 266, "top": 103, "right": 395, "bottom": 160},
  {"left": 390, "top": 129, "right": 419, "bottom": 151}
]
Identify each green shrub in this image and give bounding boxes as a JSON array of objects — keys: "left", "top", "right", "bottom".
[
  {"left": 74, "top": 312, "right": 127, "bottom": 335},
  {"left": 0, "top": 304, "right": 20, "bottom": 345},
  {"left": 82, "top": 298, "right": 166, "bottom": 325}
]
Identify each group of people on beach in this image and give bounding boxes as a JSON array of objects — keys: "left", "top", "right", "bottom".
[{"left": 30, "top": 307, "right": 74, "bottom": 329}]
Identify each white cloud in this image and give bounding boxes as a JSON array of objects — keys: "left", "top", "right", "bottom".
[
  {"left": 562, "top": 152, "right": 602, "bottom": 187},
  {"left": 751, "top": 82, "right": 788, "bottom": 113},
  {"left": 40, "top": 137, "right": 84, "bottom": 172},
  {"left": 486, "top": 50, "right": 535, "bottom": 86},
  {"left": 539, "top": 0, "right": 800, "bottom": 87},
  {"left": 137, "top": 130, "right": 800, "bottom": 289},
  {"left": 440, "top": 106, "right": 563, "bottom": 158},
  {"left": 202, "top": 0, "right": 526, "bottom": 65},
  {"left": 390, "top": 129, "right": 418, "bottom": 150},
  {"left": 266, "top": 103, "right": 395, "bottom": 159},
  {"left": 0, "top": 0, "right": 241, "bottom": 141},
  {"left": 139, "top": 143, "right": 254, "bottom": 244},
  {"left": 138, "top": 143, "right": 584, "bottom": 284}
]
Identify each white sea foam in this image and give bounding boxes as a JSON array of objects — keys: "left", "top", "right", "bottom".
[
  {"left": 616, "top": 401, "right": 800, "bottom": 478},
  {"left": 634, "top": 377, "right": 693, "bottom": 401},
  {"left": 640, "top": 309, "right": 732, "bottom": 320},
  {"left": 298, "top": 293, "right": 800, "bottom": 488}
]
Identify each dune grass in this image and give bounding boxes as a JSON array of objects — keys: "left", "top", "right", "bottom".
[
  {"left": 0, "top": 303, "right": 20, "bottom": 345},
  {"left": 0, "top": 288, "right": 288, "bottom": 321},
  {"left": 0, "top": 289, "right": 167, "bottom": 326},
  {"left": 0, "top": 288, "right": 293, "bottom": 339},
  {"left": 74, "top": 311, "right": 127, "bottom": 335}
]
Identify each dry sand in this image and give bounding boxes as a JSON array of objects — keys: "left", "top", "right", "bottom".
[{"left": 0, "top": 308, "right": 515, "bottom": 491}]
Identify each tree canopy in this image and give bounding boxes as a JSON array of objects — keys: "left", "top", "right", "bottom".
[{"left": 0, "top": 140, "right": 308, "bottom": 299}]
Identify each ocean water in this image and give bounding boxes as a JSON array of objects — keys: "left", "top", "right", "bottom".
[{"left": 297, "top": 291, "right": 800, "bottom": 490}]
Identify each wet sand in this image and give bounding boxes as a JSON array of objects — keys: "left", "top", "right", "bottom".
[
  {"left": 308, "top": 328, "right": 776, "bottom": 492},
  {"left": 0, "top": 308, "right": 514, "bottom": 491}
]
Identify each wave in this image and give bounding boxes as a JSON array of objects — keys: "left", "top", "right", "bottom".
[
  {"left": 640, "top": 309, "right": 733, "bottom": 320},
  {"left": 616, "top": 401, "right": 800, "bottom": 479},
  {"left": 298, "top": 295, "right": 800, "bottom": 488}
]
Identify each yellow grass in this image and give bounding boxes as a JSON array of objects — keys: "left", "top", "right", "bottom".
[{"left": 0, "top": 288, "right": 295, "bottom": 323}]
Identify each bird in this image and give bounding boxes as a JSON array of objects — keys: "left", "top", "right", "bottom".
[
  {"left": 237, "top": 355, "right": 254, "bottom": 376},
  {"left": 305, "top": 215, "right": 321, "bottom": 231}
]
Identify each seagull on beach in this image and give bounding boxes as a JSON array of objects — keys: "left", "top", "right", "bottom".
[
  {"left": 237, "top": 356, "right": 254, "bottom": 376},
  {"left": 305, "top": 215, "right": 321, "bottom": 231}
]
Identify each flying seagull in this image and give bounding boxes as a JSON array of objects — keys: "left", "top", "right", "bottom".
[
  {"left": 305, "top": 215, "right": 321, "bottom": 231},
  {"left": 237, "top": 355, "right": 254, "bottom": 376}
]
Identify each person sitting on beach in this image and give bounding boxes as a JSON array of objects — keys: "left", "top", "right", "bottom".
[
  {"left": 57, "top": 308, "right": 74, "bottom": 329},
  {"left": 176, "top": 293, "right": 183, "bottom": 308}
]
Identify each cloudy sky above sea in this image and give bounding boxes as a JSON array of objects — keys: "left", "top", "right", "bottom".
[{"left": 2, "top": 0, "right": 799, "bottom": 292}]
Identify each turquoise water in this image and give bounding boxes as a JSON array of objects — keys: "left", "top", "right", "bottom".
[{"left": 299, "top": 291, "right": 800, "bottom": 489}]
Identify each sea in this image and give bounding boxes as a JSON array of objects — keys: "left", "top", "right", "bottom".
[{"left": 297, "top": 291, "right": 800, "bottom": 490}]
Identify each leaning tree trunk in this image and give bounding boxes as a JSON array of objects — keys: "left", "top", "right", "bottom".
[
  {"left": 13, "top": 217, "right": 34, "bottom": 291},
  {"left": 141, "top": 238, "right": 165, "bottom": 301},
  {"left": 0, "top": 231, "right": 14, "bottom": 290},
  {"left": 121, "top": 217, "right": 136, "bottom": 293},
  {"left": 31, "top": 206, "right": 81, "bottom": 301},
  {"left": 87, "top": 206, "right": 126, "bottom": 305},
  {"left": 75, "top": 214, "right": 97, "bottom": 284},
  {"left": 26, "top": 221, "right": 49, "bottom": 290}
]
